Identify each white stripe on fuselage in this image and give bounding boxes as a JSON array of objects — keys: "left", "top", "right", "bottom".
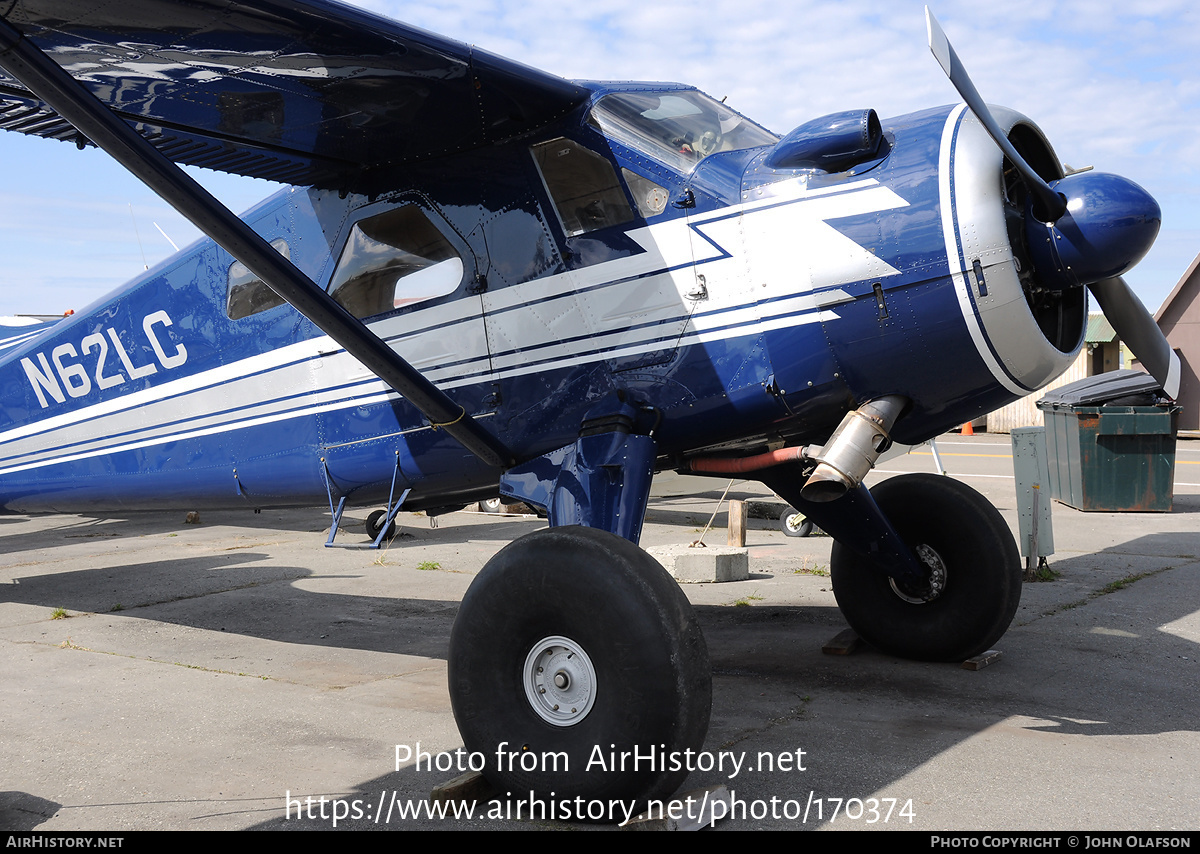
[
  {"left": 736, "top": 179, "right": 906, "bottom": 293},
  {"left": 0, "top": 179, "right": 907, "bottom": 478}
]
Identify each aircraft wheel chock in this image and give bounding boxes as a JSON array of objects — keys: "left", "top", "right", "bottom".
[
  {"left": 365, "top": 509, "right": 397, "bottom": 541},
  {"left": 830, "top": 473, "right": 1021, "bottom": 661},
  {"left": 448, "top": 526, "right": 711, "bottom": 812},
  {"left": 779, "top": 507, "right": 815, "bottom": 538}
]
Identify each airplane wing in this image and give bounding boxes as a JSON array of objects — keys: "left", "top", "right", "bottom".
[{"left": 0, "top": 0, "right": 588, "bottom": 188}]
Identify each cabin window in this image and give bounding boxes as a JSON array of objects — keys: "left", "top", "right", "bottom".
[
  {"left": 328, "top": 205, "right": 464, "bottom": 319},
  {"left": 621, "top": 168, "right": 669, "bottom": 219},
  {"left": 226, "top": 239, "right": 290, "bottom": 320},
  {"left": 531, "top": 138, "right": 634, "bottom": 236}
]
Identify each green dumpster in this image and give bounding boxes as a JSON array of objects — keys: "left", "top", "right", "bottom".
[{"left": 1036, "top": 371, "right": 1179, "bottom": 512}]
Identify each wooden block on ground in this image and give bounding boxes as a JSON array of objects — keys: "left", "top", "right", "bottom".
[
  {"left": 822, "top": 628, "right": 861, "bottom": 655},
  {"left": 962, "top": 649, "right": 1003, "bottom": 670},
  {"left": 430, "top": 770, "right": 494, "bottom": 804},
  {"left": 727, "top": 499, "right": 746, "bottom": 547}
]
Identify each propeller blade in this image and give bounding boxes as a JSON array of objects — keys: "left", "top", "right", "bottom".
[
  {"left": 925, "top": 7, "right": 1067, "bottom": 222},
  {"left": 925, "top": 11, "right": 1172, "bottom": 397},
  {"left": 1088, "top": 277, "right": 1180, "bottom": 399}
]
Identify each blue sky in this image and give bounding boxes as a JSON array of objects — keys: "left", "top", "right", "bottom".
[{"left": 1, "top": 0, "right": 1196, "bottom": 317}]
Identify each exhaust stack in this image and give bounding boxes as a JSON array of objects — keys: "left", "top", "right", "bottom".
[{"left": 800, "top": 395, "right": 908, "bottom": 502}]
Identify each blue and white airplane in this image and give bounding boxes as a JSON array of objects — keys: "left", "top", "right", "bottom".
[{"left": 0, "top": 1, "right": 1178, "bottom": 808}]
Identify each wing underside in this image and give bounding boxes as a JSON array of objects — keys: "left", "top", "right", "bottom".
[{"left": 0, "top": 0, "right": 587, "bottom": 187}]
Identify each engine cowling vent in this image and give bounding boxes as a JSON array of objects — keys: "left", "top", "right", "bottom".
[{"left": 765, "top": 109, "right": 886, "bottom": 172}]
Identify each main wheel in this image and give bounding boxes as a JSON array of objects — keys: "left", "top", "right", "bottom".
[
  {"left": 779, "top": 507, "right": 814, "bottom": 538},
  {"left": 830, "top": 473, "right": 1021, "bottom": 662},
  {"left": 448, "top": 526, "right": 711, "bottom": 810}
]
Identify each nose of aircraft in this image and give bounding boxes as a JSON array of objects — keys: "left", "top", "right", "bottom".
[
  {"left": 1026, "top": 171, "right": 1161, "bottom": 290},
  {"left": 926, "top": 7, "right": 1178, "bottom": 397}
]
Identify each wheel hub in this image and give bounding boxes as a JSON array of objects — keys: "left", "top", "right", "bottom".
[
  {"left": 523, "top": 635, "right": 597, "bottom": 727},
  {"left": 889, "top": 543, "right": 948, "bottom": 604}
]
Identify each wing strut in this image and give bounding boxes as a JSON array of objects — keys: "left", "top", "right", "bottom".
[{"left": 0, "top": 17, "right": 514, "bottom": 469}]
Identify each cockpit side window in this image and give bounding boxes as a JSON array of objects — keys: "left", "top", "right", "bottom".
[
  {"left": 530, "top": 138, "right": 635, "bottom": 237},
  {"left": 227, "top": 239, "right": 290, "bottom": 320},
  {"left": 622, "top": 169, "right": 669, "bottom": 219},
  {"left": 590, "top": 90, "right": 777, "bottom": 173},
  {"left": 327, "top": 205, "right": 464, "bottom": 319}
]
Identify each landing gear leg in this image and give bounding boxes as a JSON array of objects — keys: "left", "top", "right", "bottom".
[{"left": 448, "top": 526, "right": 711, "bottom": 809}]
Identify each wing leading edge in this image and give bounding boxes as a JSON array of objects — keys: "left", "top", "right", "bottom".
[{"left": 0, "top": 0, "right": 588, "bottom": 188}]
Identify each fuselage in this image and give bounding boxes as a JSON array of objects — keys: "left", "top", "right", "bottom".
[{"left": 0, "top": 83, "right": 1084, "bottom": 513}]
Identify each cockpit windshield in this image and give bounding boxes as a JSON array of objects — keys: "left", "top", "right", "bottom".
[{"left": 589, "top": 90, "right": 777, "bottom": 173}]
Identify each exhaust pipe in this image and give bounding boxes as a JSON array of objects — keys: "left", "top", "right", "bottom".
[{"left": 800, "top": 395, "right": 908, "bottom": 503}]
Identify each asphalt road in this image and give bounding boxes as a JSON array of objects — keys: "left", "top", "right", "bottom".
[{"left": 2, "top": 434, "right": 1197, "bottom": 831}]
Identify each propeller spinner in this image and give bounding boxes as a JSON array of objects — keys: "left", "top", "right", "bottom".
[{"left": 926, "top": 7, "right": 1180, "bottom": 399}]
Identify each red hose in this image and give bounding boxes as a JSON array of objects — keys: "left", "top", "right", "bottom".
[{"left": 688, "top": 445, "right": 812, "bottom": 474}]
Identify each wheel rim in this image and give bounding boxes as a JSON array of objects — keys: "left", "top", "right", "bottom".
[
  {"left": 785, "top": 513, "right": 805, "bottom": 532},
  {"left": 888, "top": 543, "right": 948, "bottom": 604},
  {"left": 523, "top": 635, "right": 597, "bottom": 727}
]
